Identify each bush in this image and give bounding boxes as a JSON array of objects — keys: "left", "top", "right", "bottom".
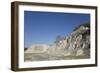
[{"left": 73, "top": 23, "right": 90, "bottom": 31}]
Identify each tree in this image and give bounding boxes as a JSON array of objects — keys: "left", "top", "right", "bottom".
[
  {"left": 73, "top": 22, "right": 90, "bottom": 31},
  {"left": 55, "top": 35, "right": 64, "bottom": 43}
]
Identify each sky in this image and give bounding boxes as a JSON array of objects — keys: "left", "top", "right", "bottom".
[{"left": 24, "top": 11, "right": 90, "bottom": 48}]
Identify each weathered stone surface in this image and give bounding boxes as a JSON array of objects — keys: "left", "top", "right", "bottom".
[
  {"left": 24, "top": 23, "right": 90, "bottom": 61},
  {"left": 25, "top": 44, "right": 49, "bottom": 53}
]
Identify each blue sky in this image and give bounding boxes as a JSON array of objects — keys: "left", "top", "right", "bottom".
[{"left": 24, "top": 11, "right": 90, "bottom": 48}]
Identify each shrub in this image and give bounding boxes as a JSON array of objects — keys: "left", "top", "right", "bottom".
[{"left": 73, "top": 22, "right": 90, "bottom": 31}]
